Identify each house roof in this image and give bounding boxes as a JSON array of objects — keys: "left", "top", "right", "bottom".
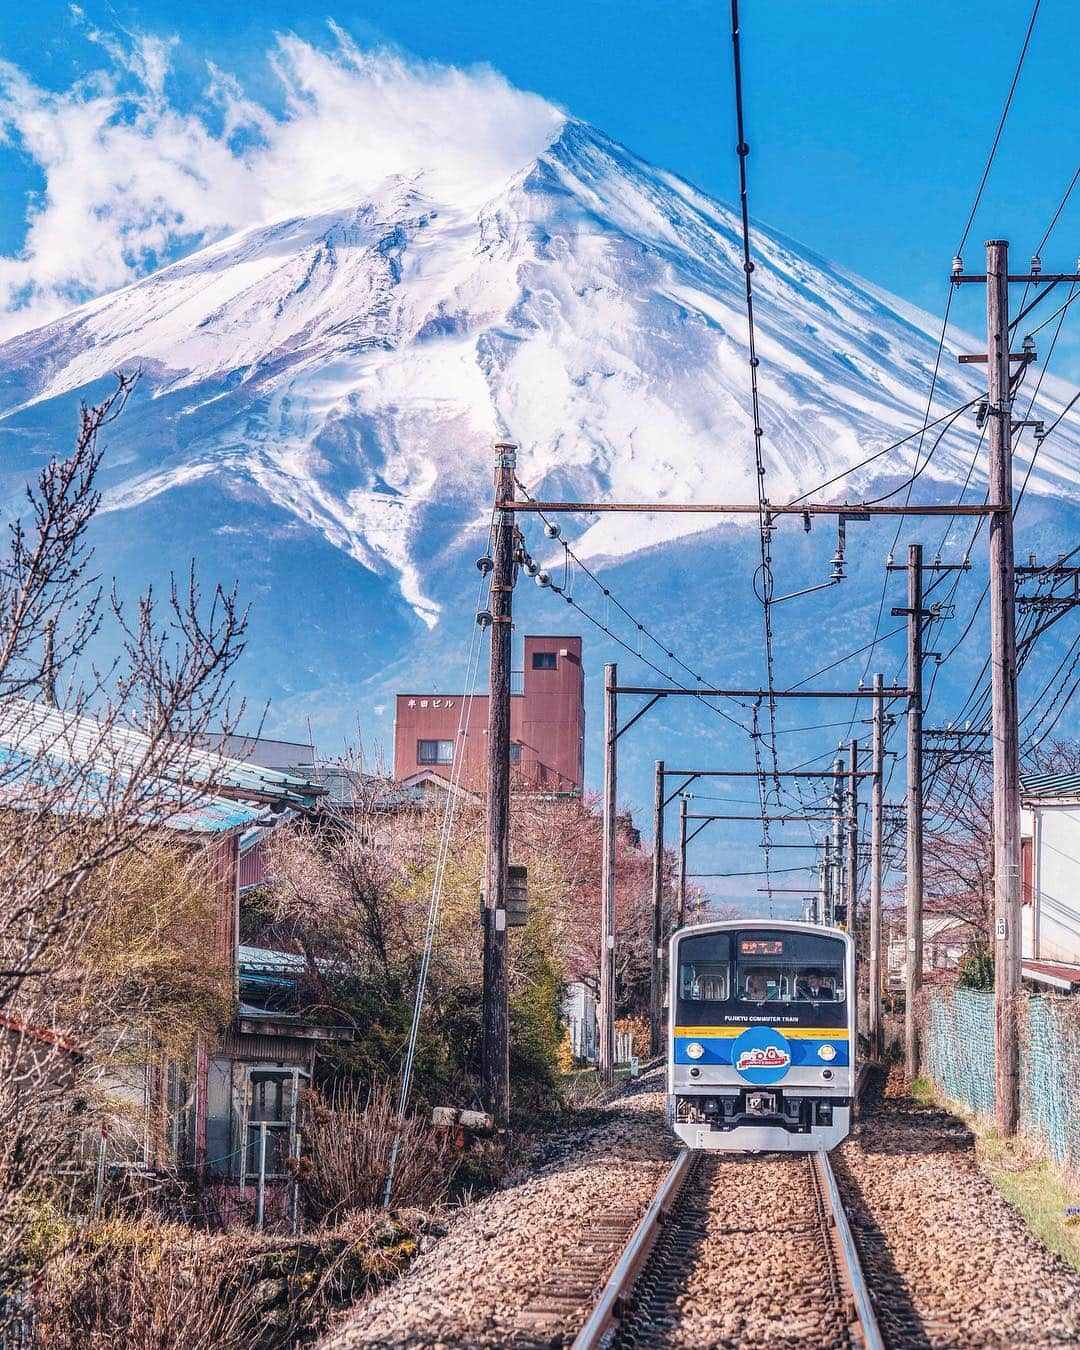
[
  {"left": 1020, "top": 769, "right": 1080, "bottom": 800},
  {"left": 0, "top": 699, "right": 326, "bottom": 831},
  {"left": 0, "top": 1013, "right": 85, "bottom": 1057},
  {"left": 1021, "top": 960, "right": 1080, "bottom": 992}
]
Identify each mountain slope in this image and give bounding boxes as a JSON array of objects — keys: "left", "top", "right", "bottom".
[{"left": 0, "top": 117, "right": 1075, "bottom": 737}]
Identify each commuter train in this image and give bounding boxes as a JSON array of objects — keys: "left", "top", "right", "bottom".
[{"left": 668, "top": 919, "right": 855, "bottom": 1151}]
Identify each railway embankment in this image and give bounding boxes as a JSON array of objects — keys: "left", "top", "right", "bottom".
[
  {"left": 321, "top": 1074, "right": 673, "bottom": 1349},
  {"left": 322, "top": 1064, "right": 1080, "bottom": 1349}
]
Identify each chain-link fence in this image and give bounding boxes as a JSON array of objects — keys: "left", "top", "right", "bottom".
[{"left": 924, "top": 985, "right": 1080, "bottom": 1182}]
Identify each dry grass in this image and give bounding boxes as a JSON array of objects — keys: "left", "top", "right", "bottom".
[
  {"left": 978, "top": 1133, "right": 1080, "bottom": 1273},
  {"left": 302, "top": 1080, "right": 457, "bottom": 1222},
  {"left": 33, "top": 1223, "right": 261, "bottom": 1349}
]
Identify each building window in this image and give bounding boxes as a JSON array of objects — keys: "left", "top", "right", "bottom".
[
  {"left": 532, "top": 651, "right": 557, "bottom": 670},
  {"left": 509, "top": 742, "right": 522, "bottom": 765},
  {"left": 418, "top": 739, "right": 454, "bottom": 765}
]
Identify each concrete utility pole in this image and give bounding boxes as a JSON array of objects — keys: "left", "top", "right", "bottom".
[
  {"left": 598, "top": 663, "right": 618, "bottom": 1085},
  {"left": 649, "top": 760, "right": 665, "bottom": 1057},
  {"left": 846, "top": 738, "right": 859, "bottom": 934},
  {"left": 676, "top": 795, "right": 688, "bottom": 929},
  {"left": 869, "top": 672, "right": 885, "bottom": 1060},
  {"left": 481, "top": 442, "right": 516, "bottom": 1126},
  {"left": 831, "top": 757, "right": 845, "bottom": 927},
  {"left": 986, "top": 239, "right": 1022, "bottom": 1135},
  {"left": 905, "top": 542, "right": 925, "bottom": 1081},
  {"left": 822, "top": 836, "right": 833, "bottom": 926}
]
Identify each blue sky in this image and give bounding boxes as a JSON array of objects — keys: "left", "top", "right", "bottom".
[{"left": 0, "top": 0, "right": 1077, "bottom": 344}]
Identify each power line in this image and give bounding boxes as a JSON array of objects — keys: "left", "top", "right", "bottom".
[
  {"left": 514, "top": 481, "right": 750, "bottom": 734},
  {"left": 955, "top": 0, "right": 1042, "bottom": 254}
]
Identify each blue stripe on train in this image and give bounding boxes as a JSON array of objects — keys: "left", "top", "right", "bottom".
[{"left": 673, "top": 1036, "right": 850, "bottom": 1068}]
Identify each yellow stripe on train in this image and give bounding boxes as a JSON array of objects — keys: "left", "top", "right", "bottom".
[{"left": 673, "top": 1026, "right": 850, "bottom": 1040}]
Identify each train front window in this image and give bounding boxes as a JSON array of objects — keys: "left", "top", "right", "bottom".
[
  {"left": 735, "top": 932, "right": 845, "bottom": 1004},
  {"left": 678, "top": 931, "right": 730, "bottom": 1002},
  {"left": 675, "top": 929, "right": 848, "bottom": 1026}
]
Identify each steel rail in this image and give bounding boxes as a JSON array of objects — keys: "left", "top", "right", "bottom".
[
  {"left": 573, "top": 1147, "right": 883, "bottom": 1350},
  {"left": 813, "top": 1150, "right": 885, "bottom": 1350},
  {"left": 571, "top": 1150, "right": 693, "bottom": 1349}
]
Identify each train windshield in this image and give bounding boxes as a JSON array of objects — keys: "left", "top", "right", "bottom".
[{"left": 676, "top": 928, "right": 848, "bottom": 1028}]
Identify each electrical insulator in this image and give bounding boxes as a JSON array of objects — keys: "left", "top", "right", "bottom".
[
  {"left": 951, "top": 254, "right": 964, "bottom": 276},
  {"left": 476, "top": 609, "right": 493, "bottom": 628},
  {"left": 475, "top": 555, "right": 493, "bottom": 574},
  {"left": 1022, "top": 334, "right": 1035, "bottom": 357},
  {"left": 802, "top": 510, "right": 811, "bottom": 533},
  {"left": 523, "top": 559, "right": 538, "bottom": 576},
  {"left": 544, "top": 522, "right": 560, "bottom": 539},
  {"left": 535, "top": 571, "right": 551, "bottom": 588},
  {"left": 1030, "top": 253, "right": 1042, "bottom": 276}
]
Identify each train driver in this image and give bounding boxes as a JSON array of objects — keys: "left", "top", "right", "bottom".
[{"left": 796, "top": 970, "right": 834, "bottom": 1001}]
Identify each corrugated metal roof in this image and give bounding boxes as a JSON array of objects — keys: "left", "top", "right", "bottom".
[
  {"left": 0, "top": 701, "right": 278, "bottom": 833},
  {"left": 1020, "top": 769, "right": 1080, "bottom": 799},
  {"left": 0, "top": 699, "right": 325, "bottom": 810}
]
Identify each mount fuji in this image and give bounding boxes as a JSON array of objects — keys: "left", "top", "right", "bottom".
[{"left": 0, "top": 115, "right": 1076, "bottom": 755}]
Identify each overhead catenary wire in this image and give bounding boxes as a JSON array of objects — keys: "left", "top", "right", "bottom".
[{"left": 730, "top": 0, "right": 782, "bottom": 899}]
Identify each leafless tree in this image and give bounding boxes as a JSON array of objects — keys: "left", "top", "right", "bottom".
[{"left": 0, "top": 375, "right": 248, "bottom": 1317}]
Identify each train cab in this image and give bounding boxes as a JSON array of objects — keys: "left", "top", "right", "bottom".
[{"left": 668, "top": 919, "right": 855, "bottom": 1151}]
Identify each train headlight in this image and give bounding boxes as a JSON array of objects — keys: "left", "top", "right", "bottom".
[
  {"left": 817, "top": 1044, "right": 837, "bottom": 1062},
  {"left": 685, "top": 1041, "right": 705, "bottom": 1060}
]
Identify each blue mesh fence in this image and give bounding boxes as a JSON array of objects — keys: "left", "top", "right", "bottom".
[
  {"left": 1020, "top": 997, "right": 1080, "bottom": 1178},
  {"left": 924, "top": 986, "right": 996, "bottom": 1119},
  {"left": 925, "top": 987, "right": 1080, "bottom": 1181}
]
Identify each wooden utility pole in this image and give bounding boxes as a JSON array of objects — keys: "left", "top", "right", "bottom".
[
  {"left": 950, "top": 244, "right": 1080, "bottom": 1131},
  {"left": 904, "top": 542, "right": 924, "bottom": 1080},
  {"left": 481, "top": 442, "right": 516, "bottom": 1126},
  {"left": 649, "top": 759, "right": 665, "bottom": 1057},
  {"left": 846, "top": 738, "right": 859, "bottom": 934},
  {"left": 41, "top": 618, "right": 57, "bottom": 707},
  {"left": 986, "top": 239, "right": 1022, "bottom": 1135},
  {"left": 598, "top": 663, "right": 618, "bottom": 1085},
  {"left": 676, "top": 795, "right": 688, "bottom": 929},
  {"left": 869, "top": 672, "right": 884, "bottom": 1060}
]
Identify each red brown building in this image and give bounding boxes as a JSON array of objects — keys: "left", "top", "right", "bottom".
[{"left": 394, "top": 635, "right": 584, "bottom": 794}]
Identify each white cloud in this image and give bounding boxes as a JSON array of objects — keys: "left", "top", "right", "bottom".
[{"left": 0, "top": 21, "right": 564, "bottom": 337}]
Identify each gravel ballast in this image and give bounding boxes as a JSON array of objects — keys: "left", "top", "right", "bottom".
[
  {"left": 835, "top": 1067, "right": 1080, "bottom": 1347},
  {"left": 324, "top": 1067, "right": 1080, "bottom": 1348},
  {"left": 322, "top": 1082, "right": 673, "bottom": 1348}
]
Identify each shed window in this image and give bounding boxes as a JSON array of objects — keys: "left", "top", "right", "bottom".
[
  {"left": 418, "top": 739, "right": 454, "bottom": 765},
  {"left": 532, "top": 651, "right": 557, "bottom": 670},
  {"left": 509, "top": 742, "right": 522, "bottom": 765}
]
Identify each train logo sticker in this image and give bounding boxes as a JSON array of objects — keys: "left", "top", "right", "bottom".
[{"left": 731, "top": 1026, "right": 792, "bottom": 1084}]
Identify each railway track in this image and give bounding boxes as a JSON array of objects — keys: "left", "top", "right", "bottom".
[{"left": 572, "top": 1149, "right": 884, "bottom": 1350}]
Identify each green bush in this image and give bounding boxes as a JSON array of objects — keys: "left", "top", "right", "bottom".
[{"left": 958, "top": 943, "right": 994, "bottom": 990}]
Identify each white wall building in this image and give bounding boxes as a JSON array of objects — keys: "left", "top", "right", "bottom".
[{"left": 1020, "top": 771, "right": 1080, "bottom": 992}]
